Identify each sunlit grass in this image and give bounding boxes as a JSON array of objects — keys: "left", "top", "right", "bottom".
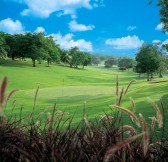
[{"left": 0, "top": 58, "right": 168, "bottom": 125}]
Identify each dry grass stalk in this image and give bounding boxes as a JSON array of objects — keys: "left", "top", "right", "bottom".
[
  {"left": 121, "top": 125, "right": 137, "bottom": 135},
  {"left": 104, "top": 132, "right": 144, "bottom": 162},
  {"left": 148, "top": 116, "right": 157, "bottom": 131},
  {"left": 12, "top": 100, "right": 16, "bottom": 107},
  {"left": 0, "top": 77, "right": 7, "bottom": 108},
  {"left": 55, "top": 110, "right": 69, "bottom": 117},
  {"left": 82, "top": 101, "right": 93, "bottom": 137},
  {"left": 34, "top": 120, "right": 40, "bottom": 128},
  {"left": 99, "top": 115, "right": 113, "bottom": 123},
  {"left": 149, "top": 99, "right": 163, "bottom": 128},
  {"left": 124, "top": 79, "right": 136, "bottom": 96},
  {"left": 33, "top": 86, "right": 39, "bottom": 112},
  {"left": 0, "top": 77, "right": 7, "bottom": 110},
  {"left": 83, "top": 101, "right": 86, "bottom": 119},
  {"left": 118, "top": 87, "right": 124, "bottom": 106},
  {"left": 83, "top": 117, "right": 93, "bottom": 137},
  {"left": 46, "top": 112, "right": 51, "bottom": 124},
  {"left": 0, "top": 77, "right": 18, "bottom": 123},
  {"left": 139, "top": 113, "right": 149, "bottom": 156},
  {"left": 129, "top": 97, "right": 136, "bottom": 113},
  {"left": 5, "top": 89, "right": 19, "bottom": 104},
  {"left": 116, "top": 75, "right": 119, "bottom": 106},
  {"left": 112, "top": 105, "right": 141, "bottom": 127}
]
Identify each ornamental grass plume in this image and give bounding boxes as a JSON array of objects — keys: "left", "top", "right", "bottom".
[
  {"left": 124, "top": 79, "right": 136, "bottom": 96},
  {"left": 0, "top": 77, "right": 18, "bottom": 125},
  {"left": 139, "top": 113, "right": 149, "bottom": 156},
  {"left": 149, "top": 98, "right": 163, "bottom": 128},
  {"left": 104, "top": 132, "right": 144, "bottom": 162},
  {"left": 112, "top": 105, "right": 141, "bottom": 127}
]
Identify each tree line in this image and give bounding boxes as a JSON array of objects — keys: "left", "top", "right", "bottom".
[
  {"left": 100, "top": 43, "right": 168, "bottom": 81},
  {"left": 0, "top": 32, "right": 91, "bottom": 68}
]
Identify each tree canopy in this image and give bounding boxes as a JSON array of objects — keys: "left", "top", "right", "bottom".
[
  {"left": 0, "top": 31, "right": 91, "bottom": 68},
  {"left": 135, "top": 43, "right": 160, "bottom": 81},
  {"left": 158, "top": 0, "right": 168, "bottom": 33},
  {"left": 118, "top": 57, "right": 133, "bottom": 69}
]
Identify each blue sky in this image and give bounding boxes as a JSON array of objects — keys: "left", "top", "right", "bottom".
[{"left": 0, "top": 0, "right": 167, "bottom": 56}]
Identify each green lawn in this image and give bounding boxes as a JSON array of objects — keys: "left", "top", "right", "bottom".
[{"left": 1, "top": 59, "right": 168, "bottom": 126}]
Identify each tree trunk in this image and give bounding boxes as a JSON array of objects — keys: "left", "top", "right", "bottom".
[
  {"left": 151, "top": 73, "right": 153, "bottom": 79},
  {"left": 12, "top": 54, "right": 15, "bottom": 60},
  {"left": 147, "top": 72, "right": 150, "bottom": 81},
  {"left": 47, "top": 59, "right": 50, "bottom": 67},
  {"left": 32, "top": 59, "right": 36, "bottom": 67},
  {"left": 159, "top": 70, "right": 163, "bottom": 78},
  {"left": 39, "top": 59, "right": 41, "bottom": 64}
]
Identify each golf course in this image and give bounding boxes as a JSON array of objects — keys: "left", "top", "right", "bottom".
[{"left": 1, "top": 59, "right": 168, "bottom": 126}]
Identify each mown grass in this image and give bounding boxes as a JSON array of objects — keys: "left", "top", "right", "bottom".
[{"left": 0, "top": 59, "right": 168, "bottom": 126}]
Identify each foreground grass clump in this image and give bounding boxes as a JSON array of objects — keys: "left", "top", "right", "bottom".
[{"left": 1, "top": 77, "right": 168, "bottom": 162}]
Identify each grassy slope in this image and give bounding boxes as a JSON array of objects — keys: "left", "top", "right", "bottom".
[{"left": 1, "top": 59, "right": 168, "bottom": 126}]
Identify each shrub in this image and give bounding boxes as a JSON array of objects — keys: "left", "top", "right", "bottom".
[{"left": 119, "top": 67, "right": 127, "bottom": 71}]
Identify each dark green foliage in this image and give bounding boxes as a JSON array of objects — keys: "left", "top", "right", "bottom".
[
  {"left": 135, "top": 43, "right": 160, "bottom": 81},
  {"left": 1, "top": 32, "right": 61, "bottom": 67},
  {"left": 119, "top": 67, "right": 127, "bottom": 71},
  {"left": 158, "top": 0, "right": 168, "bottom": 33},
  {"left": 91, "top": 55, "right": 101, "bottom": 65},
  {"left": 118, "top": 57, "right": 134, "bottom": 69},
  {"left": 0, "top": 32, "right": 8, "bottom": 59},
  {"left": 60, "top": 47, "right": 91, "bottom": 69},
  {"left": 104, "top": 57, "right": 117, "bottom": 68},
  {"left": 60, "top": 49, "right": 71, "bottom": 64},
  {"left": 0, "top": 31, "right": 91, "bottom": 69},
  {"left": 81, "top": 52, "right": 92, "bottom": 69}
]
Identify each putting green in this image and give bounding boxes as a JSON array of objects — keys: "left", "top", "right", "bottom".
[{"left": 25, "top": 86, "right": 115, "bottom": 100}]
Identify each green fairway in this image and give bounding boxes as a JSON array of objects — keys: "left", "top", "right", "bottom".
[{"left": 1, "top": 59, "right": 168, "bottom": 126}]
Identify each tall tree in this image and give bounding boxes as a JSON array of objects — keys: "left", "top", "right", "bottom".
[
  {"left": 104, "top": 57, "right": 117, "bottom": 68},
  {"left": 135, "top": 43, "right": 160, "bottom": 81},
  {"left": 158, "top": 0, "right": 168, "bottom": 33},
  {"left": 5, "top": 34, "right": 18, "bottom": 60},
  {"left": 81, "top": 52, "right": 91, "bottom": 69},
  {"left": 118, "top": 57, "right": 133, "bottom": 69},
  {"left": 69, "top": 47, "right": 81, "bottom": 68},
  {"left": 0, "top": 32, "right": 8, "bottom": 59},
  {"left": 153, "top": 42, "right": 168, "bottom": 78},
  {"left": 24, "top": 32, "right": 46, "bottom": 67},
  {"left": 91, "top": 56, "right": 101, "bottom": 66},
  {"left": 60, "top": 49, "right": 72, "bottom": 66},
  {"left": 43, "top": 36, "right": 60, "bottom": 66}
]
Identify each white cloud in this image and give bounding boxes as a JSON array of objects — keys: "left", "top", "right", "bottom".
[
  {"left": 155, "top": 23, "right": 163, "bottom": 30},
  {"left": 152, "top": 40, "right": 161, "bottom": 45},
  {"left": 0, "top": 18, "right": 24, "bottom": 34},
  {"left": 20, "top": 0, "right": 92, "bottom": 18},
  {"left": 127, "top": 25, "right": 136, "bottom": 31},
  {"left": 50, "top": 32, "right": 93, "bottom": 52},
  {"left": 69, "top": 20, "right": 95, "bottom": 32},
  {"left": 162, "top": 39, "right": 168, "bottom": 45},
  {"left": 105, "top": 35, "right": 144, "bottom": 50},
  {"left": 34, "top": 26, "right": 45, "bottom": 33}
]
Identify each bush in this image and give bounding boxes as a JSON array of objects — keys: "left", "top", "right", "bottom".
[{"left": 119, "top": 67, "right": 127, "bottom": 71}]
